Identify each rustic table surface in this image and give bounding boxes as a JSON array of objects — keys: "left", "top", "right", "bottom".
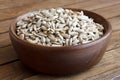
[{"left": 0, "top": 0, "right": 120, "bottom": 80}]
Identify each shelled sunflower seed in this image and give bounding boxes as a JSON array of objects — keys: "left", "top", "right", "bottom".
[{"left": 16, "top": 8, "right": 104, "bottom": 47}]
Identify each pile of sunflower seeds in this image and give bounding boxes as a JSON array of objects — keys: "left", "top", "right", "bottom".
[{"left": 16, "top": 8, "right": 104, "bottom": 47}]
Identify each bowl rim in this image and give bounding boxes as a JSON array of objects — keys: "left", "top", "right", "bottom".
[{"left": 9, "top": 8, "right": 112, "bottom": 49}]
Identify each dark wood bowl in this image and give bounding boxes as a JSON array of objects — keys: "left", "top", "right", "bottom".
[{"left": 9, "top": 8, "right": 112, "bottom": 75}]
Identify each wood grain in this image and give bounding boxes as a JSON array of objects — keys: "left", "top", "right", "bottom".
[
  {"left": 86, "top": 47, "right": 120, "bottom": 80},
  {"left": 107, "top": 31, "right": 120, "bottom": 51},
  {"left": 0, "top": 33, "right": 11, "bottom": 48},
  {"left": 0, "top": 61, "right": 36, "bottom": 80},
  {"left": 66, "top": 0, "right": 120, "bottom": 11},
  {"left": 0, "top": 45, "right": 119, "bottom": 80},
  {"left": 0, "top": 0, "right": 83, "bottom": 21},
  {"left": 0, "top": 0, "right": 43, "bottom": 9},
  {"left": 0, "top": 0, "right": 120, "bottom": 21},
  {"left": 0, "top": 0, "right": 120, "bottom": 80},
  {"left": 1, "top": 2, "right": 120, "bottom": 34},
  {"left": 0, "top": 46, "right": 17, "bottom": 65},
  {"left": 93, "top": 3, "right": 120, "bottom": 19},
  {"left": 108, "top": 16, "right": 120, "bottom": 31},
  {"left": 0, "top": 18, "right": 14, "bottom": 34},
  {"left": 23, "top": 47, "right": 120, "bottom": 80},
  {"left": 87, "top": 67, "right": 120, "bottom": 80}
]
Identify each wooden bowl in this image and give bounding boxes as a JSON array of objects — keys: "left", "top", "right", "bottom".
[{"left": 9, "top": 8, "right": 112, "bottom": 75}]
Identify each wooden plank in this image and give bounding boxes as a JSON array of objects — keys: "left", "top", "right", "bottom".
[
  {"left": 86, "top": 67, "right": 120, "bottom": 80},
  {"left": 66, "top": 0, "right": 120, "bottom": 11},
  {"left": 0, "top": 0, "right": 84, "bottom": 33},
  {"left": 0, "top": 0, "right": 120, "bottom": 21},
  {"left": 0, "top": 0, "right": 119, "bottom": 80},
  {"left": 92, "top": 3, "right": 120, "bottom": 19},
  {"left": 0, "top": 44, "right": 119, "bottom": 80},
  {"left": 0, "top": 0, "right": 42, "bottom": 9},
  {"left": 0, "top": 33, "right": 11, "bottom": 48},
  {"left": 108, "top": 16, "right": 120, "bottom": 31},
  {"left": 0, "top": 61, "right": 36, "bottom": 80},
  {"left": 1, "top": 4, "right": 120, "bottom": 34},
  {"left": 0, "top": 19, "right": 14, "bottom": 34},
  {"left": 85, "top": 48, "right": 120, "bottom": 80},
  {"left": 0, "top": 46, "right": 17, "bottom": 65},
  {"left": 107, "top": 31, "right": 120, "bottom": 51},
  {"left": 67, "top": 0, "right": 120, "bottom": 19},
  {"left": 67, "top": 2, "right": 120, "bottom": 19},
  {"left": 0, "top": 0, "right": 83, "bottom": 21},
  {"left": 23, "top": 47, "right": 120, "bottom": 80}
]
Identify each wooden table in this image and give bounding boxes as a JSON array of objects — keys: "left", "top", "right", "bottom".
[{"left": 0, "top": 0, "right": 120, "bottom": 80}]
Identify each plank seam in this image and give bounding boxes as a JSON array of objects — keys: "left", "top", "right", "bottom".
[
  {"left": 0, "top": 44, "right": 11, "bottom": 48},
  {"left": 85, "top": 66, "right": 120, "bottom": 80},
  {"left": 0, "top": 59, "right": 19, "bottom": 66},
  {"left": 0, "top": 31, "right": 9, "bottom": 34}
]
